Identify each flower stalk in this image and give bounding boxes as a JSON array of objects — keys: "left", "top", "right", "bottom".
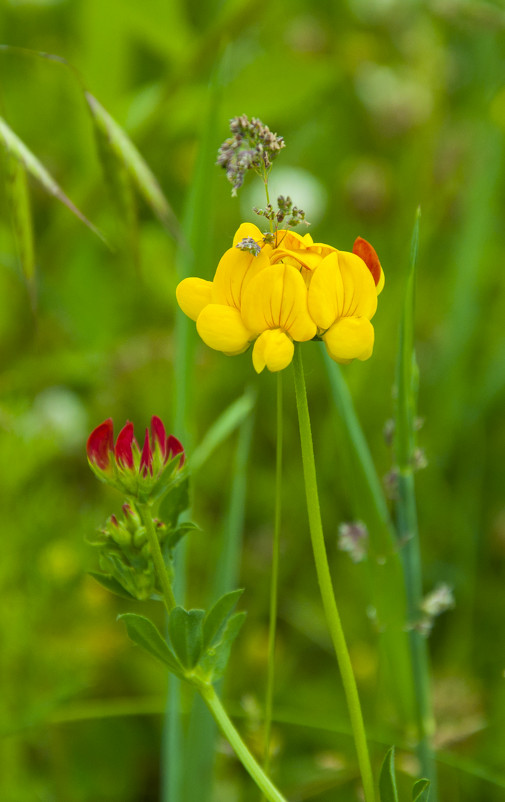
[
  {"left": 200, "top": 684, "right": 287, "bottom": 802},
  {"left": 262, "top": 371, "right": 283, "bottom": 784},
  {"left": 292, "top": 345, "right": 376, "bottom": 802},
  {"left": 136, "top": 502, "right": 177, "bottom": 613}
]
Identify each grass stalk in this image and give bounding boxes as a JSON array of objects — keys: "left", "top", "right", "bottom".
[
  {"left": 323, "top": 352, "right": 415, "bottom": 728},
  {"left": 184, "top": 391, "right": 256, "bottom": 802},
  {"left": 394, "top": 209, "right": 438, "bottom": 797}
]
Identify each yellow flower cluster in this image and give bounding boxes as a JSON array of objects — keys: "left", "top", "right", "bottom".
[{"left": 176, "top": 223, "right": 384, "bottom": 373}]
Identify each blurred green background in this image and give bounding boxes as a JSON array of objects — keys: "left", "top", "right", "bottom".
[{"left": 2, "top": 0, "right": 505, "bottom": 799}]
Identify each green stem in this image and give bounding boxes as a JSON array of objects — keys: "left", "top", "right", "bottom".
[
  {"left": 137, "top": 503, "right": 177, "bottom": 613},
  {"left": 262, "top": 372, "right": 283, "bottom": 783},
  {"left": 292, "top": 346, "right": 376, "bottom": 802},
  {"left": 199, "top": 684, "right": 287, "bottom": 802},
  {"left": 397, "top": 469, "right": 438, "bottom": 797}
]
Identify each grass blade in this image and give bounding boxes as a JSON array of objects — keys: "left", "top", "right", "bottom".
[
  {"left": 91, "top": 118, "right": 140, "bottom": 267},
  {"left": 0, "top": 115, "right": 106, "bottom": 244},
  {"left": 85, "top": 92, "right": 181, "bottom": 240},
  {"left": 191, "top": 388, "right": 256, "bottom": 473},
  {"left": 394, "top": 208, "right": 438, "bottom": 798},
  {"left": 167, "top": 57, "right": 225, "bottom": 802},
  {"left": 185, "top": 390, "right": 256, "bottom": 802},
  {"left": 3, "top": 149, "right": 36, "bottom": 306},
  {"left": 323, "top": 351, "right": 415, "bottom": 727}
]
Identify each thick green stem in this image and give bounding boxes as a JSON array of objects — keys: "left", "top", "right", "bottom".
[
  {"left": 137, "top": 503, "right": 177, "bottom": 613},
  {"left": 292, "top": 346, "right": 376, "bottom": 802},
  {"left": 262, "top": 372, "right": 283, "bottom": 783},
  {"left": 200, "top": 684, "right": 287, "bottom": 802}
]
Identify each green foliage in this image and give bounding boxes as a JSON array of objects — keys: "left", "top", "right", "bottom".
[
  {"left": 2, "top": 150, "right": 35, "bottom": 302},
  {"left": 379, "top": 747, "right": 430, "bottom": 802},
  {"left": 120, "top": 592, "right": 245, "bottom": 684},
  {"left": 2, "top": 4, "right": 505, "bottom": 800},
  {"left": 119, "top": 613, "right": 184, "bottom": 678},
  {"left": 0, "top": 115, "right": 104, "bottom": 243},
  {"left": 168, "top": 607, "right": 205, "bottom": 669},
  {"left": 379, "top": 747, "right": 399, "bottom": 802},
  {"left": 88, "top": 571, "right": 137, "bottom": 601},
  {"left": 85, "top": 92, "right": 181, "bottom": 240},
  {"left": 412, "top": 779, "right": 431, "bottom": 801}
]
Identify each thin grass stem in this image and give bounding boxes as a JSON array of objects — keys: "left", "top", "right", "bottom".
[
  {"left": 395, "top": 209, "right": 438, "bottom": 798},
  {"left": 292, "top": 346, "right": 376, "bottom": 802}
]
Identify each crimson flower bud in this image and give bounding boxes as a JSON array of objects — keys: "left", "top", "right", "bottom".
[{"left": 87, "top": 416, "right": 185, "bottom": 503}]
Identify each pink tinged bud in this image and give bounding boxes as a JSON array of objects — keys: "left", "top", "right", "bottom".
[
  {"left": 151, "top": 415, "right": 167, "bottom": 459},
  {"left": 110, "top": 514, "right": 119, "bottom": 527},
  {"left": 87, "top": 418, "right": 114, "bottom": 470},
  {"left": 140, "top": 429, "right": 154, "bottom": 476},
  {"left": 115, "top": 422, "right": 135, "bottom": 469},
  {"left": 122, "top": 503, "right": 133, "bottom": 517},
  {"left": 167, "top": 435, "right": 185, "bottom": 467}
]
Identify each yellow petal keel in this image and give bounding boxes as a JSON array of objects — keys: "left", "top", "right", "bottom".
[
  {"left": 323, "top": 317, "right": 375, "bottom": 363},
  {"left": 252, "top": 329, "right": 295, "bottom": 373},
  {"left": 196, "top": 304, "right": 253, "bottom": 355}
]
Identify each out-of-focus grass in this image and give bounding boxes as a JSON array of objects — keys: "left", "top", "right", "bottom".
[{"left": 2, "top": 1, "right": 505, "bottom": 800}]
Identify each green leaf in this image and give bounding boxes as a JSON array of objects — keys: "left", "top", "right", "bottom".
[
  {"left": 412, "top": 778, "right": 430, "bottom": 801},
  {"left": 0, "top": 115, "right": 106, "bottom": 244},
  {"left": 119, "top": 613, "right": 184, "bottom": 677},
  {"left": 201, "top": 611, "right": 246, "bottom": 680},
  {"left": 168, "top": 607, "right": 205, "bottom": 669},
  {"left": 191, "top": 389, "right": 256, "bottom": 472},
  {"left": 167, "top": 521, "right": 199, "bottom": 550},
  {"left": 158, "top": 475, "right": 190, "bottom": 528},
  {"left": 3, "top": 150, "right": 35, "bottom": 298},
  {"left": 203, "top": 589, "right": 244, "bottom": 651},
  {"left": 88, "top": 571, "right": 137, "bottom": 601},
  {"left": 379, "top": 746, "right": 399, "bottom": 802},
  {"left": 85, "top": 92, "right": 181, "bottom": 239}
]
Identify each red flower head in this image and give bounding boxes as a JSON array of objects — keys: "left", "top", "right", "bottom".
[{"left": 87, "top": 416, "right": 185, "bottom": 502}]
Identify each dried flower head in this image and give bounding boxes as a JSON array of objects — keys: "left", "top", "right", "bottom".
[{"left": 217, "top": 115, "right": 285, "bottom": 196}]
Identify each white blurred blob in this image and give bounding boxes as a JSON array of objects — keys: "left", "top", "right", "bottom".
[
  {"left": 28, "top": 386, "right": 88, "bottom": 450},
  {"left": 240, "top": 166, "right": 328, "bottom": 230}
]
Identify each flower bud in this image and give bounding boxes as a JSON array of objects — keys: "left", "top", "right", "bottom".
[{"left": 87, "top": 416, "right": 185, "bottom": 503}]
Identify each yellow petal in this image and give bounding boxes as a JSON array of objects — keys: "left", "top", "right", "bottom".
[
  {"left": 196, "top": 304, "right": 252, "bottom": 354},
  {"left": 176, "top": 277, "right": 213, "bottom": 321},
  {"left": 233, "top": 222, "right": 264, "bottom": 246},
  {"left": 242, "top": 264, "right": 317, "bottom": 342},
  {"left": 323, "top": 317, "right": 375, "bottom": 363},
  {"left": 270, "top": 247, "right": 325, "bottom": 271},
  {"left": 252, "top": 329, "right": 294, "bottom": 373},
  {"left": 307, "top": 252, "right": 345, "bottom": 329},
  {"left": 212, "top": 247, "right": 270, "bottom": 309},
  {"left": 338, "top": 252, "right": 378, "bottom": 319}
]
